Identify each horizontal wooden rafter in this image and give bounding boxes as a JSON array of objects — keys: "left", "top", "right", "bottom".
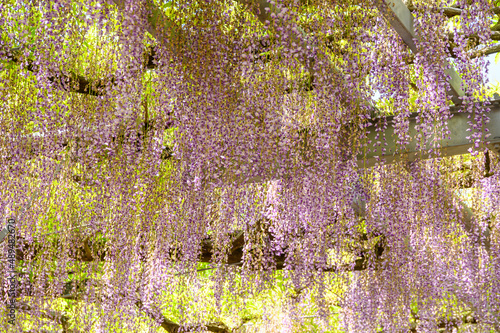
[{"left": 359, "top": 99, "right": 500, "bottom": 168}]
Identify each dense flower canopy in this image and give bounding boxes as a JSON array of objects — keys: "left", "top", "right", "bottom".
[{"left": 0, "top": 0, "right": 499, "bottom": 332}]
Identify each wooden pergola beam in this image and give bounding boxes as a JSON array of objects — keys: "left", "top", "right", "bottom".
[
  {"left": 375, "top": 0, "right": 465, "bottom": 104},
  {"left": 358, "top": 99, "right": 500, "bottom": 168},
  {"left": 2, "top": 228, "right": 383, "bottom": 274},
  {"left": 1, "top": 100, "right": 498, "bottom": 197}
]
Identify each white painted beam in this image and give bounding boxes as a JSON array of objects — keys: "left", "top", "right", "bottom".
[
  {"left": 358, "top": 99, "right": 500, "bottom": 167},
  {"left": 0, "top": 227, "right": 8, "bottom": 244}
]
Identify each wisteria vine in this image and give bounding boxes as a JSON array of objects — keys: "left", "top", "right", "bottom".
[{"left": 0, "top": 0, "right": 499, "bottom": 332}]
